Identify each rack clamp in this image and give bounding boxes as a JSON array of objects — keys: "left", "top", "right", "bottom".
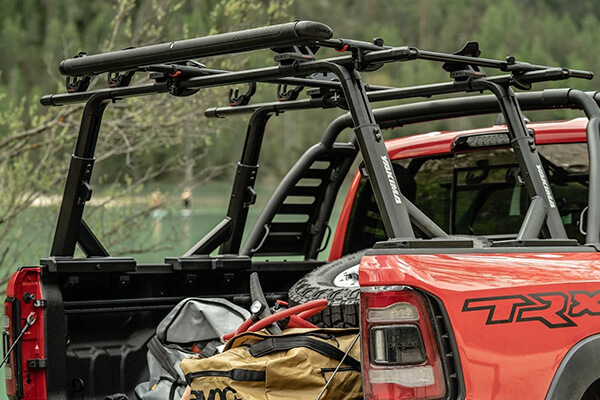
[
  {"left": 308, "top": 89, "right": 348, "bottom": 110},
  {"left": 327, "top": 37, "right": 386, "bottom": 72},
  {"left": 503, "top": 56, "right": 539, "bottom": 90},
  {"left": 277, "top": 83, "right": 304, "bottom": 101},
  {"left": 108, "top": 70, "right": 135, "bottom": 88},
  {"left": 305, "top": 72, "right": 346, "bottom": 108},
  {"left": 502, "top": 55, "right": 539, "bottom": 74},
  {"left": 354, "top": 38, "right": 385, "bottom": 72},
  {"left": 65, "top": 52, "right": 91, "bottom": 93},
  {"left": 274, "top": 45, "right": 318, "bottom": 92},
  {"left": 149, "top": 62, "right": 201, "bottom": 97},
  {"left": 442, "top": 41, "right": 486, "bottom": 82},
  {"left": 273, "top": 45, "right": 313, "bottom": 101},
  {"left": 273, "top": 45, "right": 317, "bottom": 65},
  {"left": 229, "top": 82, "right": 257, "bottom": 106}
]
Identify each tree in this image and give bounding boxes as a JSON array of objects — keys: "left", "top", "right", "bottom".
[
  {"left": 0, "top": 0, "right": 294, "bottom": 281},
  {"left": 2, "top": 0, "right": 600, "bottom": 283}
]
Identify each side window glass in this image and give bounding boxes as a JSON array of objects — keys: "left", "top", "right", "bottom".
[
  {"left": 538, "top": 143, "right": 589, "bottom": 243},
  {"left": 452, "top": 149, "right": 523, "bottom": 236},
  {"left": 343, "top": 158, "right": 453, "bottom": 254},
  {"left": 342, "top": 178, "right": 387, "bottom": 254},
  {"left": 411, "top": 157, "right": 453, "bottom": 230}
]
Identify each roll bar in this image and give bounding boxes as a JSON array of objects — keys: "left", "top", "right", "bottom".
[
  {"left": 59, "top": 20, "right": 333, "bottom": 76},
  {"left": 238, "top": 89, "right": 600, "bottom": 254}
]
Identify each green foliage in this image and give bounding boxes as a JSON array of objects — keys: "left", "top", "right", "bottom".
[
  {"left": 2, "top": 0, "right": 600, "bottom": 275},
  {"left": 0, "top": 0, "right": 295, "bottom": 276}
]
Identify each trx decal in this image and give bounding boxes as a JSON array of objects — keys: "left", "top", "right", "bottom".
[{"left": 462, "top": 290, "right": 600, "bottom": 328}]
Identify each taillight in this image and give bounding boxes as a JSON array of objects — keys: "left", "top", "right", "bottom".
[{"left": 361, "top": 287, "right": 446, "bottom": 400}]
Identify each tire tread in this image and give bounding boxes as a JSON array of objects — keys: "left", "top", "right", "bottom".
[{"left": 288, "top": 251, "right": 365, "bottom": 328}]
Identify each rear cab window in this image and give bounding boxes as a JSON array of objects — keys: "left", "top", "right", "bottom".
[{"left": 342, "top": 140, "right": 589, "bottom": 254}]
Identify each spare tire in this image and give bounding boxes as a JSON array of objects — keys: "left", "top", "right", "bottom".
[{"left": 288, "top": 250, "right": 366, "bottom": 328}]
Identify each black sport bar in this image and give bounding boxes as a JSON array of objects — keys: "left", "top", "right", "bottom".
[
  {"left": 204, "top": 68, "right": 575, "bottom": 117},
  {"left": 46, "top": 64, "right": 575, "bottom": 109},
  {"left": 207, "top": 91, "right": 585, "bottom": 123},
  {"left": 39, "top": 67, "right": 566, "bottom": 108},
  {"left": 59, "top": 20, "right": 333, "bottom": 76},
  {"left": 199, "top": 66, "right": 578, "bottom": 241}
]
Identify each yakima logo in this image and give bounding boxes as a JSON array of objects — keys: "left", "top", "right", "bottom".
[
  {"left": 462, "top": 290, "right": 600, "bottom": 328},
  {"left": 381, "top": 156, "right": 402, "bottom": 204},
  {"left": 536, "top": 164, "right": 556, "bottom": 208}
]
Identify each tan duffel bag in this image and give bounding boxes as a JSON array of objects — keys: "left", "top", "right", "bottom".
[{"left": 180, "top": 328, "right": 362, "bottom": 400}]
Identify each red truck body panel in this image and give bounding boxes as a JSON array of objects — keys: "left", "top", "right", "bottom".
[{"left": 360, "top": 252, "right": 600, "bottom": 399}]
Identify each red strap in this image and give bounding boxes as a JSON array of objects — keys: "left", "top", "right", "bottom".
[
  {"left": 287, "top": 315, "right": 316, "bottom": 329},
  {"left": 222, "top": 299, "right": 329, "bottom": 341}
]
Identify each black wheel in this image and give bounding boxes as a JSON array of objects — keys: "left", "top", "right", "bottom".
[
  {"left": 582, "top": 379, "right": 600, "bottom": 400},
  {"left": 288, "top": 250, "right": 366, "bottom": 328}
]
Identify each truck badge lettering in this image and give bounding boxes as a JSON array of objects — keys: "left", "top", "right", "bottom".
[
  {"left": 536, "top": 164, "right": 556, "bottom": 208},
  {"left": 570, "top": 291, "right": 600, "bottom": 316},
  {"left": 463, "top": 290, "right": 600, "bottom": 328},
  {"left": 381, "top": 155, "right": 402, "bottom": 204}
]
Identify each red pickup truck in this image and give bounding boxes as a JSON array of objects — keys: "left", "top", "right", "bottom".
[
  {"left": 285, "top": 111, "right": 600, "bottom": 400},
  {"left": 329, "top": 117, "right": 597, "bottom": 399},
  {"left": 5, "top": 21, "right": 600, "bottom": 400}
]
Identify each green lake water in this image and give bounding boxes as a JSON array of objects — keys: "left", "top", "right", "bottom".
[{"left": 4, "top": 182, "right": 346, "bottom": 268}]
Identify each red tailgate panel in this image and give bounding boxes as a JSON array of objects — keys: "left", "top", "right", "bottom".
[{"left": 4, "top": 267, "right": 47, "bottom": 400}]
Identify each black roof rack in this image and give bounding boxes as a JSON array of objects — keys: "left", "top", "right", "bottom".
[{"left": 41, "top": 21, "right": 600, "bottom": 263}]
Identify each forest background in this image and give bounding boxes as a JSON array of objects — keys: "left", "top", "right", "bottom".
[{"left": 1, "top": 0, "right": 600, "bottom": 285}]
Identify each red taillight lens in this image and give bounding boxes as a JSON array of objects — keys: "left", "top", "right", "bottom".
[{"left": 361, "top": 287, "right": 446, "bottom": 400}]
